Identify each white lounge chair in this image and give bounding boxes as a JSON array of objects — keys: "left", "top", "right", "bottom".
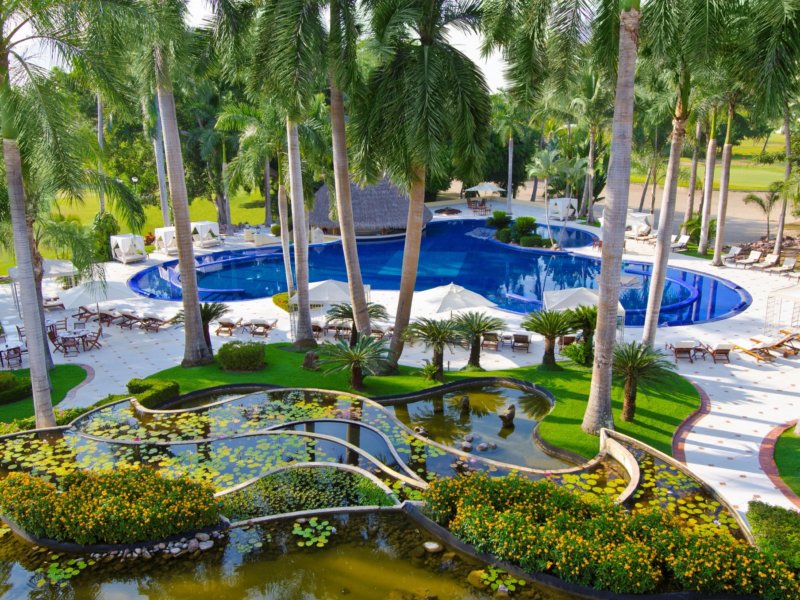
[
  {"left": 736, "top": 250, "right": 762, "bottom": 268},
  {"left": 767, "top": 256, "right": 797, "bottom": 276},
  {"left": 752, "top": 254, "right": 780, "bottom": 271},
  {"left": 721, "top": 246, "right": 742, "bottom": 263},
  {"left": 671, "top": 234, "right": 690, "bottom": 251}
]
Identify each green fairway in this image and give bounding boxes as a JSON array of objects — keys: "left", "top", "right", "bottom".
[
  {"left": 775, "top": 428, "right": 800, "bottom": 497},
  {"left": 149, "top": 343, "right": 700, "bottom": 459},
  {"left": 0, "top": 364, "right": 88, "bottom": 422}
]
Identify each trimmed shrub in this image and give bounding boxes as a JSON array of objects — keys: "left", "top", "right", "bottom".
[
  {"left": 519, "top": 234, "right": 543, "bottom": 248},
  {"left": 561, "top": 341, "right": 591, "bottom": 366},
  {"left": 126, "top": 378, "right": 180, "bottom": 409},
  {"left": 270, "top": 223, "right": 281, "bottom": 236},
  {"left": 0, "top": 372, "right": 31, "bottom": 406},
  {"left": 495, "top": 227, "right": 512, "bottom": 243},
  {"left": 272, "top": 292, "right": 290, "bottom": 312},
  {"left": 0, "top": 469, "right": 219, "bottom": 545},
  {"left": 217, "top": 341, "right": 266, "bottom": 372},
  {"left": 486, "top": 211, "right": 512, "bottom": 229},
  {"left": 514, "top": 216, "right": 537, "bottom": 236},
  {"left": 748, "top": 501, "right": 800, "bottom": 570}
]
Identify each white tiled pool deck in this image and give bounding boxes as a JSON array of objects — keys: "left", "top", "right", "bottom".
[{"left": 2, "top": 197, "right": 798, "bottom": 517}]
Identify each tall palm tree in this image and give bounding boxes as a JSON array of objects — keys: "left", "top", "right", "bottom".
[
  {"left": 521, "top": 309, "right": 573, "bottom": 370},
  {"left": 613, "top": 341, "right": 675, "bottom": 422},
  {"left": 697, "top": 107, "right": 719, "bottom": 254},
  {"left": 320, "top": 336, "right": 390, "bottom": 390},
  {"left": 326, "top": 302, "right": 389, "bottom": 347},
  {"left": 351, "top": 0, "right": 490, "bottom": 370},
  {"left": 453, "top": 311, "right": 505, "bottom": 370},
  {"left": 743, "top": 183, "right": 782, "bottom": 241},
  {"left": 774, "top": 103, "right": 795, "bottom": 255},
  {"left": 681, "top": 121, "right": 703, "bottom": 233},
  {"left": 404, "top": 318, "right": 463, "bottom": 382},
  {"left": 526, "top": 149, "right": 560, "bottom": 243},
  {"left": 492, "top": 92, "right": 526, "bottom": 213}
]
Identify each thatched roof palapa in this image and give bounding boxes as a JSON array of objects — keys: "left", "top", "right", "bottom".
[{"left": 309, "top": 177, "right": 433, "bottom": 236}]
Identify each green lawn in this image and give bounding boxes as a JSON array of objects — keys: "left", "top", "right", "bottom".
[
  {"left": 148, "top": 343, "right": 700, "bottom": 459},
  {"left": 775, "top": 428, "right": 800, "bottom": 497},
  {"left": 0, "top": 364, "right": 88, "bottom": 422}
]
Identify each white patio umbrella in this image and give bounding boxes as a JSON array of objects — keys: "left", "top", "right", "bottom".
[
  {"left": 59, "top": 280, "right": 135, "bottom": 310},
  {"left": 465, "top": 182, "right": 505, "bottom": 195},
  {"left": 543, "top": 287, "right": 626, "bottom": 340},
  {"left": 289, "top": 279, "right": 371, "bottom": 306},
  {"left": 415, "top": 282, "right": 497, "bottom": 314}
]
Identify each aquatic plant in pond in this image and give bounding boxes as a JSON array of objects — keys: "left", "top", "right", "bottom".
[{"left": 292, "top": 517, "right": 336, "bottom": 548}]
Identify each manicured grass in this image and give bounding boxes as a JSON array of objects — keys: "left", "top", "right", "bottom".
[
  {"left": 774, "top": 428, "right": 800, "bottom": 497},
  {"left": 0, "top": 364, "right": 88, "bottom": 422},
  {"left": 148, "top": 343, "right": 700, "bottom": 459}
]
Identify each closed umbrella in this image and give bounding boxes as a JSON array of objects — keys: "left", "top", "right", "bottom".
[
  {"left": 416, "top": 282, "right": 496, "bottom": 314},
  {"left": 59, "top": 280, "right": 135, "bottom": 310}
]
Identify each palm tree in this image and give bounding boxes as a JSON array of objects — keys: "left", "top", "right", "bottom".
[
  {"left": 774, "top": 103, "right": 795, "bottom": 255},
  {"left": 320, "top": 336, "right": 390, "bottom": 390},
  {"left": 172, "top": 302, "right": 230, "bottom": 356},
  {"left": 697, "top": 108, "right": 720, "bottom": 255},
  {"left": 526, "top": 149, "right": 560, "bottom": 243},
  {"left": 521, "top": 310, "right": 574, "bottom": 371},
  {"left": 492, "top": 92, "right": 526, "bottom": 213},
  {"left": 743, "top": 183, "right": 782, "bottom": 241},
  {"left": 351, "top": 0, "right": 490, "bottom": 371},
  {"left": 681, "top": 121, "right": 703, "bottom": 233},
  {"left": 613, "top": 342, "right": 675, "bottom": 422},
  {"left": 453, "top": 311, "right": 505, "bottom": 371},
  {"left": 565, "top": 304, "right": 598, "bottom": 364},
  {"left": 403, "top": 318, "right": 463, "bottom": 382},
  {"left": 326, "top": 302, "right": 390, "bottom": 347}
]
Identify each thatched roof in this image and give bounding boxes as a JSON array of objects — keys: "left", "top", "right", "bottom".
[{"left": 309, "top": 177, "right": 433, "bottom": 235}]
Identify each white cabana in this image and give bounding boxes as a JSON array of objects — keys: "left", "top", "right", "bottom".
[
  {"left": 59, "top": 280, "right": 135, "bottom": 310},
  {"left": 154, "top": 226, "right": 178, "bottom": 255},
  {"left": 465, "top": 182, "right": 505, "bottom": 196},
  {"left": 416, "top": 282, "right": 496, "bottom": 314},
  {"left": 191, "top": 221, "right": 221, "bottom": 248},
  {"left": 110, "top": 234, "right": 147, "bottom": 264},
  {"left": 544, "top": 287, "right": 625, "bottom": 340},
  {"left": 548, "top": 197, "right": 578, "bottom": 222},
  {"left": 9, "top": 259, "right": 78, "bottom": 314}
]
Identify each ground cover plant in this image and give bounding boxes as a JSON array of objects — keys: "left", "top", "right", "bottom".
[
  {"left": 748, "top": 501, "right": 800, "bottom": 571},
  {"left": 424, "top": 474, "right": 800, "bottom": 599},
  {"left": 0, "top": 365, "right": 87, "bottom": 423}
]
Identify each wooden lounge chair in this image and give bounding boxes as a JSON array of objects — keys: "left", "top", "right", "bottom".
[
  {"left": 481, "top": 332, "right": 500, "bottom": 351},
  {"left": 42, "top": 297, "right": 65, "bottom": 311},
  {"left": 749, "top": 334, "right": 800, "bottom": 358},
  {"left": 670, "top": 234, "right": 690, "bottom": 251},
  {"left": 98, "top": 310, "right": 121, "bottom": 326},
  {"left": 142, "top": 313, "right": 170, "bottom": 333},
  {"left": 668, "top": 341, "right": 697, "bottom": 363},
  {"left": 703, "top": 342, "right": 733, "bottom": 364},
  {"left": 370, "top": 327, "right": 385, "bottom": 340},
  {"left": 215, "top": 318, "right": 241, "bottom": 336},
  {"left": 752, "top": 254, "right": 780, "bottom": 271},
  {"left": 511, "top": 333, "right": 531, "bottom": 353},
  {"left": 735, "top": 251, "right": 762, "bottom": 268},
  {"left": 118, "top": 311, "right": 142, "bottom": 329},
  {"left": 249, "top": 318, "right": 277, "bottom": 337},
  {"left": 734, "top": 342, "right": 775, "bottom": 363},
  {"left": 312, "top": 324, "right": 324, "bottom": 339},
  {"left": 722, "top": 246, "right": 742, "bottom": 263},
  {"left": 72, "top": 306, "right": 99, "bottom": 322},
  {"left": 767, "top": 256, "right": 797, "bottom": 276}
]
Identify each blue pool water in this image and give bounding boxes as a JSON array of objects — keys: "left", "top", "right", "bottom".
[{"left": 129, "top": 220, "right": 751, "bottom": 327}]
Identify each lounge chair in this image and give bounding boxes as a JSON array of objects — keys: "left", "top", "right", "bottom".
[
  {"left": 98, "top": 310, "right": 121, "bottom": 326},
  {"left": 752, "top": 254, "right": 781, "bottom": 271},
  {"left": 558, "top": 334, "right": 577, "bottom": 351},
  {"left": 749, "top": 334, "right": 800, "bottom": 358},
  {"left": 370, "top": 327, "right": 386, "bottom": 340},
  {"left": 735, "top": 251, "right": 762, "bottom": 268},
  {"left": 722, "top": 246, "right": 742, "bottom": 263},
  {"left": 215, "top": 318, "right": 241, "bottom": 336},
  {"left": 734, "top": 342, "right": 776, "bottom": 363},
  {"left": 142, "top": 313, "right": 170, "bottom": 333},
  {"left": 481, "top": 332, "right": 500, "bottom": 351},
  {"left": 511, "top": 333, "right": 531, "bottom": 353},
  {"left": 249, "top": 318, "right": 277, "bottom": 337},
  {"left": 312, "top": 324, "right": 324, "bottom": 339},
  {"left": 73, "top": 306, "right": 99, "bottom": 322},
  {"left": 767, "top": 256, "right": 797, "bottom": 276},
  {"left": 702, "top": 342, "right": 733, "bottom": 364},
  {"left": 671, "top": 234, "right": 690, "bottom": 251},
  {"left": 118, "top": 310, "right": 142, "bottom": 330},
  {"left": 42, "top": 297, "right": 65, "bottom": 311},
  {"left": 667, "top": 341, "right": 697, "bottom": 363}
]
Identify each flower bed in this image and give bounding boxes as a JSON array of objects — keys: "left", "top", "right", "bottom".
[
  {"left": 424, "top": 474, "right": 799, "bottom": 599},
  {"left": 0, "top": 468, "right": 219, "bottom": 545}
]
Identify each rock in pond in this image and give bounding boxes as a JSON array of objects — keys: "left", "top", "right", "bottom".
[{"left": 422, "top": 541, "right": 443, "bottom": 554}]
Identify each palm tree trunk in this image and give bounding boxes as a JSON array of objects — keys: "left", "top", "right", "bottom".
[
  {"left": 698, "top": 112, "right": 718, "bottom": 254},
  {"left": 156, "top": 84, "right": 213, "bottom": 366},
  {"left": 3, "top": 140, "right": 55, "bottom": 428},
  {"left": 542, "top": 337, "right": 557, "bottom": 369},
  {"left": 543, "top": 177, "right": 553, "bottom": 243},
  {"left": 581, "top": 127, "right": 596, "bottom": 220},
  {"left": 285, "top": 118, "right": 315, "bottom": 347},
  {"left": 264, "top": 159, "right": 272, "bottom": 227},
  {"left": 351, "top": 364, "right": 364, "bottom": 390},
  {"left": 637, "top": 165, "right": 651, "bottom": 212},
  {"left": 531, "top": 177, "right": 539, "bottom": 202},
  {"left": 433, "top": 347, "right": 444, "bottom": 381},
  {"left": 774, "top": 105, "right": 791, "bottom": 256},
  {"left": 583, "top": 6, "right": 640, "bottom": 437},
  {"left": 388, "top": 165, "right": 426, "bottom": 370},
  {"left": 97, "top": 94, "right": 105, "bottom": 213},
  {"left": 506, "top": 136, "right": 514, "bottom": 213},
  {"left": 468, "top": 336, "right": 481, "bottom": 369},
  {"left": 712, "top": 102, "right": 735, "bottom": 266},
  {"left": 642, "top": 111, "right": 687, "bottom": 347},
  {"left": 28, "top": 218, "right": 54, "bottom": 370},
  {"left": 152, "top": 99, "right": 171, "bottom": 226},
  {"left": 277, "top": 182, "right": 295, "bottom": 297},
  {"left": 681, "top": 121, "right": 701, "bottom": 234},
  {"left": 621, "top": 376, "right": 636, "bottom": 422},
  {"left": 330, "top": 79, "right": 371, "bottom": 339}
]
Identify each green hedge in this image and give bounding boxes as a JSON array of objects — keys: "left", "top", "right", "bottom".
[
  {"left": 424, "top": 474, "right": 799, "bottom": 599},
  {"left": 495, "top": 228, "right": 512, "bottom": 243},
  {"left": 0, "top": 469, "right": 218, "bottom": 545},
  {"left": 127, "top": 378, "right": 180, "bottom": 409},
  {"left": 748, "top": 501, "right": 800, "bottom": 570},
  {"left": 217, "top": 341, "right": 266, "bottom": 372},
  {"left": 0, "top": 373, "right": 31, "bottom": 406}
]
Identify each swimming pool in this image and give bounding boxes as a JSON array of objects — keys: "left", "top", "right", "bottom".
[{"left": 129, "top": 219, "right": 751, "bottom": 327}]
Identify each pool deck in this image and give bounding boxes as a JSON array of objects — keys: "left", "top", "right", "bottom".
[{"left": 2, "top": 197, "right": 799, "bottom": 518}]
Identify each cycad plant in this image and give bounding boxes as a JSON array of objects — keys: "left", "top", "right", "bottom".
[
  {"left": 521, "top": 310, "right": 574, "bottom": 370},
  {"left": 453, "top": 311, "right": 505, "bottom": 371},
  {"left": 172, "top": 302, "right": 230, "bottom": 356},
  {"left": 565, "top": 304, "right": 598, "bottom": 365},
  {"left": 320, "top": 336, "right": 390, "bottom": 390},
  {"left": 403, "top": 318, "right": 463, "bottom": 382},
  {"left": 326, "top": 302, "right": 390, "bottom": 347},
  {"left": 612, "top": 342, "right": 676, "bottom": 422}
]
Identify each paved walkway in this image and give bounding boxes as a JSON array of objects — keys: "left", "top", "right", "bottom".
[{"left": 2, "top": 197, "right": 798, "bottom": 517}]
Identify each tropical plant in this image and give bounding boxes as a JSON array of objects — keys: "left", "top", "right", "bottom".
[
  {"left": 612, "top": 342, "right": 676, "bottom": 422},
  {"left": 492, "top": 92, "right": 527, "bottom": 212},
  {"left": 521, "top": 310, "right": 574, "bottom": 370},
  {"left": 453, "top": 311, "right": 505, "bottom": 370},
  {"left": 326, "top": 302, "right": 390, "bottom": 347},
  {"left": 743, "top": 183, "right": 782, "bottom": 241},
  {"left": 526, "top": 149, "right": 560, "bottom": 243},
  {"left": 565, "top": 305, "right": 598, "bottom": 365},
  {"left": 351, "top": 0, "right": 490, "bottom": 370},
  {"left": 172, "top": 302, "right": 230, "bottom": 355},
  {"left": 319, "top": 336, "right": 390, "bottom": 390},
  {"left": 403, "top": 318, "right": 463, "bottom": 382}
]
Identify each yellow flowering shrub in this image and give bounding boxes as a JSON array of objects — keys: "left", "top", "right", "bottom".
[
  {"left": 0, "top": 468, "right": 219, "bottom": 545},
  {"left": 424, "top": 474, "right": 799, "bottom": 599}
]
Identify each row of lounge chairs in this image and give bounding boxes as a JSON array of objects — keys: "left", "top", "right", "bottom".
[
  {"left": 72, "top": 306, "right": 172, "bottom": 333},
  {"left": 667, "top": 331, "right": 799, "bottom": 365},
  {"left": 723, "top": 248, "right": 798, "bottom": 275},
  {"left": 637, "top": 233, "right": 691, "bottom": 251},
  {"left": 481, "top": 332, "right": 531, "bottom": 353},
  {"left": 215, "top": 318, "right": 278, "bottom": 337}
]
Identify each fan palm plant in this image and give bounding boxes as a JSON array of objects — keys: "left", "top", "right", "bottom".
[
  {"left": 612, "top": 342, "right": 675, "bottom": 422},
  {"left": 743, "top": 183, "right": 782, "bottom": 241},
  {"left": 320, "top": 336, "right": 391, "bottom": 390},
  {"left": 521, "top": 310, "right": 574, "bottom": 370},
  {"left": 403, "top": 318, "right": 463, "bottom": 382},
  {"left": 565, "top": 304, "right": 598, "bottom": 364},
  {"left": 326, "top": 302, "right": 390, "bottom": 347},
  {"left": 453, "top": 311, "right": 505, "bottom": 371},
  {"left": 172, "top": 302, "right": 231, "bottom": 356}
]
